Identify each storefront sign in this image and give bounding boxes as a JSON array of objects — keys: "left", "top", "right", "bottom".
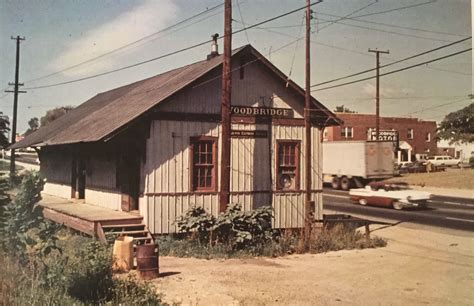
[
  {"left": 230, "top": 106, "right": 294, "bottom": 118},
  {"left": 231, "top": 130, "right": 268, "bottom": 138},
  {"left": 370, "top": 130, "right": 399, "bottom": 150}
]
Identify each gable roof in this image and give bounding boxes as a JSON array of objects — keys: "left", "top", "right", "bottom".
[{"left": 11, "top": 45, "right": 340, "bottom": 149}]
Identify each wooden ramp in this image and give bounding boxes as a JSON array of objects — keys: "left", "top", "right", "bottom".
[{"left": 39, "top": 194, "right": 153, "bottom": 245}]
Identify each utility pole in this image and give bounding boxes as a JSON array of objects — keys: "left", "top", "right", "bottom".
[
  {"left": 5, "top": 36, "right": 26, "bottom": 177},
  {"left": 368, "top": 48, "right": 389, "bottom": 140},
  {"left": 304, "top": 0, "right": 313, "bottom": 247},
  {"left": 219, "top": 0, "right": 232, "bottom": 212}
]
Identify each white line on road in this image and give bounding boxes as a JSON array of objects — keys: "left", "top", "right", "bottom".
[
  {"left": 445, "top": 217, "right": 474, "bottom": 223},
  {"left": 323, "top": 194, "right": 349, "bottom": 199},
  {"left": 428, "top": 200, "right": 474, "bottom": 207}
]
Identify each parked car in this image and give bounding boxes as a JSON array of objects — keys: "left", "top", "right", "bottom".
[
  {"left": 349, "top": 182, "right": 431, "bottom": 210},
  {"left": 424, "top": 155, "right": 461, "bottom": 168}
]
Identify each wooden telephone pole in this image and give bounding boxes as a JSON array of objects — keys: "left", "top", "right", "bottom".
[
  {"left": 5, "top": 36, "right": 26, "bottom": 177},
  {"left": 219, "top": 0, "right": 232, "bottom": 212},
  {"left": 304, "top": 0, "right": 313, "bottom": 245},
  {"left": 368, "top": 48, "right": 389, "bottom": 140}
]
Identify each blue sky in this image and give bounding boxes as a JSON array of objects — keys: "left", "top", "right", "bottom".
[{"left": 0, "top": 0, "right": 471, "bottom": 133}]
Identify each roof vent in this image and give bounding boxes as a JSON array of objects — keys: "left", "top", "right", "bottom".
[{"left": 207, "top": 33, "right": 219, "bottom": 60}]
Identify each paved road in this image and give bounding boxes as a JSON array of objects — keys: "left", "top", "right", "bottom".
[{"left": 323, "top": 188, "right": 474, "bottom": 232}]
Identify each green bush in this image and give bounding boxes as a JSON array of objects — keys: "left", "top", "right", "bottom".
[
  {"left": 0, "top": 171, "right": 46, "bottom": 262},
  {"left": 176, "top": 203, "right": 274, "bottom": 254},
  {"left": 310, "top": 224, "right": 387, "bottom": 253},
  {"left": 0, "top": 173, "right": 164, "bottom": 305}
]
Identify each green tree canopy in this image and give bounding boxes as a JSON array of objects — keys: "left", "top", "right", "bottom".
[
  {"left": 0, "top": 112, "right": 10, "bottom": 149},
  {"left": 40, "top": 106, "right": 74, "bottom": 127},
  {"left": 23, "top": 117, "right": 39, "bottom": 136},
  {"left": 334, "top": 105, "right": 357, "bottom": 113},
  {"left": 437, "top": 103, "right": 474, "bottom": 144}
]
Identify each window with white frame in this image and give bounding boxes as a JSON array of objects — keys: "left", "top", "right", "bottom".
[
  {"left": 407, "top": 128, "right": 414, "bottom": 140},
  {"left": 341, "top": 127, "right": 353, "bottom": 138},
  {"left": 425, "top": 132, "right": 431, "bottom": 142}
]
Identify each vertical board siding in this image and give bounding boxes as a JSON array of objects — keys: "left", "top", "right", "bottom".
[
  {"left": 145, "top": 119, "right": 323, "bottom": 233},
  {"left": 145, "top": 120, "right": 221, "bottom": 234},
  {"left": 85, "top": 189, "right": 121, "bottom": 211},
  {"left": 43, "top": 182, "right": 72, "bottom": 199},
  {"left": 158, "top": 62, "right": 304, "bottom": 118},
  {"left": 41, "top": 150, "right": 72, "bottom": 184}
]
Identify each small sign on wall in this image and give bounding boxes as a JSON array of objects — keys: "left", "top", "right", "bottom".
[{"left": 231, "top": 130, "right": 268, "bottom": 138}]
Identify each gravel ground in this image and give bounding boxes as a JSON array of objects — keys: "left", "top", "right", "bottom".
[{"left": 152, "top": 225, "right": 474, "bottom": 305}]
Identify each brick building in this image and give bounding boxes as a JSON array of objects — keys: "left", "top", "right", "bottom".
[{"left": 324, "top": 113, "right": 438, "bottom": 163}]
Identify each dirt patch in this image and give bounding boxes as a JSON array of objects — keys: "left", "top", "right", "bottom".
[
  {"left": 385, "top": 168, "right": 474, "bottom": 190},
  {"left": 153, "top": 226, "right": 474, "bottom": 305}
]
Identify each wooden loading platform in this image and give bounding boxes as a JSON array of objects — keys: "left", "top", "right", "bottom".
[{"left": 38, "top": 193, "right": 153, "bottom": 245}]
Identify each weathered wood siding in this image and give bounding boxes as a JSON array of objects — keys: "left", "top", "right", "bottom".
[
  {"left": 159, "top": 61, "right": 304, "bottom": 117},
  {"left": 40, "top": 149, "right": 72, "bottom": 185},
  {"left": 143, "top": 120, "right": 322, "bottom": 234},
  {"left": 43, "top": 182, "right": 71, "bottom": 199},
  {"left": 40, "top": 149, "right": 72, "bottom": 199},
  {"left": 144, "top": 120, "right": 221, "bottom": 233},
  {"left": 143, "top": 58, "right": 324, "bottom": 234},
  {"left": 85, "top": 152, "right": 121, "bottom": 210}
]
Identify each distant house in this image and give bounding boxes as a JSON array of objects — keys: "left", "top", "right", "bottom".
[
  {"left": 323, "top": 113, "right": 437, "bottom": 163},
  {"left": 11, "top": 44, "right": 340, "bottom": 234}
]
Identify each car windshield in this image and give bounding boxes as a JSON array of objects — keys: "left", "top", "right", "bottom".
[{"left": 371, "top": 183, "right": 409, "bottom": 191}]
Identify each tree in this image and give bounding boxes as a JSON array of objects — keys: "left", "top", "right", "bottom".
[
  {"left": 334, "top": 105, "right": 357, "bottom": 113},
  {"left": 40, "top": 106, "right": 74, "bottom": 127},
  {"left": 23, "top": 117, "right": 39, "bottom": 136},
  {"left": 437, "top": 103, "right": 474, "bottom": 144},
  {"left": 0, "top": 112, "right": 10, "bottom": 149}
]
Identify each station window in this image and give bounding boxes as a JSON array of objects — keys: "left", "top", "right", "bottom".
[
  {"left": 341, "top": 127, "right": 353, "bottom": 138},
  {"left": 276, "top": 141, "right": 300, "bottom": 190},
  {"left": 190, "top": 136, "right": 217, "bottom": 191},
  {"left": 407, "top": 128, "right": 414, "bottom": 140},
  {"left": 425, "top": 132, "right": 431, "bottom": 142}
]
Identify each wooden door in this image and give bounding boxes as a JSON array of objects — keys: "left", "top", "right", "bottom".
[{"left": 119, "top": 155, "right": 140, "bottom": 212}]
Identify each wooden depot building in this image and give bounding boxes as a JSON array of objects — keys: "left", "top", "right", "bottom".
[{"left": 11, "top": 44, "right": 340, "bottom": 234}]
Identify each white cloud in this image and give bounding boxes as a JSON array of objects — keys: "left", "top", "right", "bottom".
[
  {"left": 361, "top": 82, "right": 395, "bottom": 98},
  {"left": 49, "top": 0, "right": 178, "bottom": 77}
]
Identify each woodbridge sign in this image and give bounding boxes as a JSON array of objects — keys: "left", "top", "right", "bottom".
[
  {"left": 369, "top": 130, "right": 399, "bottom": 149},
  {"left": 230, "top": 106, "right": 294, "bottom": 118}
]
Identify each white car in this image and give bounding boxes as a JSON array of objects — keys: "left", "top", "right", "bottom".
[
  {"left": 349, "top": 182, "right": 432, "bottom": 210},
  {"left": 425, "top": 156, "right": 461, "bottom": 167}
]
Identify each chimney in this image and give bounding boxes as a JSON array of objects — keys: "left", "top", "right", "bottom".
[{"left": 207, "top": 33, "right": 219, "bottom": 60}]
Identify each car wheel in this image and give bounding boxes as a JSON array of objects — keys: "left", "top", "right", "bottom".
[
  {"left": 393, "top": 202, "right": 404, "bottom": 210},
  {"left": 359, "top": 198, "right": 368, "bottom": 206},
  {"left": 331, "top": 177, "right": 341, "bottom": 189},
  {"left": 340, "top": 177, "right": 351, "bottom": 191}
]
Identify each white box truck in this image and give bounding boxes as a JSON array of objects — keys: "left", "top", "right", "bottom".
[{"left": 323, "top": 141, "right": 395, "bottom": 190}]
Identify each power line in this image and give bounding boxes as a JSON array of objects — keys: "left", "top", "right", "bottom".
[
  {"left": 322, "top": 95, "right": 466, "bottom": 101},
  {"left": 317, "top": 0, "right": 379, "bottom": 31},
  {"left": 349, "top": 0, "right": 437, "bottom": 19},
  {"left": 24, "top": 3, "right": 225, "bottom": 85},
  {"left": 316, "top": 11, "right": 467, "bottom": 38},
  {"left": 315, "top": 17, "right": 455, "bottom": 43},
  {"left": 24, "top": 1, "right": 323, "bottom": 90},
  {"left": 235, "top": 0, "right": 250, "bottom": 44},
  {"left": 402, "top": 97, "right": 470, "bottom": 116},
  {"left": 312, "top": 48, "right": 472, "bottom": 92},
  {"left": 243, "top": 22, "right": 471, "bottom": 78},
  {"left": 312, "top": 37, "right": 471, "bottom": 87}
]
